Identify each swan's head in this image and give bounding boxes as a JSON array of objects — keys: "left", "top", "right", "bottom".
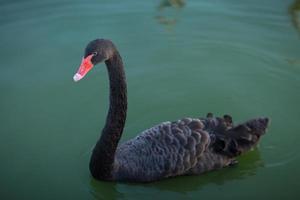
[{"left": 73, "top": 39, "right": 116, "bottom": 82}]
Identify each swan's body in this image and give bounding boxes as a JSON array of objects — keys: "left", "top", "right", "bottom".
[
  {"left": 73, "top": 39, "right": 269, "bottom": 182},
  {"left": 114, "top": 118, "right": 227, "bottom": 182}
]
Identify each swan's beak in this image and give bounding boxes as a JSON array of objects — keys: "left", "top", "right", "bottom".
[{"left": 73, "top": 54, "right": 94, "bottom": 82}]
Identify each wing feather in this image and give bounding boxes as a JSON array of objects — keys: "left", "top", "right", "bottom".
[{"left": 114, "top": 118, "right": 213, "bottom": 182}]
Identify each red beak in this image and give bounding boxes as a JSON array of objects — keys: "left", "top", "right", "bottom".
[{"left": 73, "top": 54, "right": 94, "bottom": 82}]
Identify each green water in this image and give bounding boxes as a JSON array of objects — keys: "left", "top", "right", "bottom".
[{"left": 1, "top": 0, "right": 300, "bottom": 199}]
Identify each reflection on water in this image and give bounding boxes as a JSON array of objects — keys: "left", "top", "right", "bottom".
[
  {"left": 157, "top": 0, "right": 185, "bottom": 10},
  {"left": 289, "top": 0, "right": 300, "bottom": 33},
  {"left": 89, "top": 150, "right": 263, "bottom": 198},
  {"left": 263, "top": 147, "right": 299, "bottom": 168},
  {"left": 286, "top": 0, "right": 300, "bottom": 66},
  {"left": 155, "top": 0, "right": 185, "bottom": 28},
  {"left": 146, "top": 149, "right": 263, "bottom": 193},
  {"left": 89, "top": 179, "right": 124, "bottom": 200},
  {"left": 286, "top": 58, "right": 300, "bottom": 65}
]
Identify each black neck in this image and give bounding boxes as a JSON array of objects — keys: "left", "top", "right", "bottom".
[{"left": 89, "top": 51, "right": 127, "bottom": 180}]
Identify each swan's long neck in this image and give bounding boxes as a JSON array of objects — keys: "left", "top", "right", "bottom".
[{"left": 89, "top": 51, "right": 127, "bottom": 180}]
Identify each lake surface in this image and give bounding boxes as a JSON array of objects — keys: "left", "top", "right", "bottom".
[{"left": 1, "top": 0, "right": 300, "bottom": 199}]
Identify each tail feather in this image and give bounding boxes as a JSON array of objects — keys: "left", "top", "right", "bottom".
[{"left": 202, "top": 114, "right": 270, "bottom": 157}]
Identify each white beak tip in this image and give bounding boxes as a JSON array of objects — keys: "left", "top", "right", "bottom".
[{"left": 73, "top": 73, "right": 83, "bottom": 82}]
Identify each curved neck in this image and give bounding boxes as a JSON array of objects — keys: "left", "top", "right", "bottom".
[{"left": 89, "top": 51, "right": 127, "bottom": 180}]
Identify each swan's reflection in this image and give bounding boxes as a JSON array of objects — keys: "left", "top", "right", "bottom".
[
  {"left": 89, "top": 149, "right": 263, "bottom": 198},
  {"left": 289, "top": 0, "right": 300, "bottom": 33},
  {"left": 89, "top": 179, "right": 124, "bottom": 200},
  {"left": 155, "top": 0, "right": 185, "bottom": 28},
  {"left": 144, "top": 149, "right": 263, "bottom": 193}
]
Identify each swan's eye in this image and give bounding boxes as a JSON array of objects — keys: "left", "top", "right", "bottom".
[{"left": 92, "top": 52, "right": 98, "bottom": 56}]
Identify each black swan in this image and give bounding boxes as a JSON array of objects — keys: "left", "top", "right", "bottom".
[{"left": 73, "top": 39, "right": 269, "bottom": 182}]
